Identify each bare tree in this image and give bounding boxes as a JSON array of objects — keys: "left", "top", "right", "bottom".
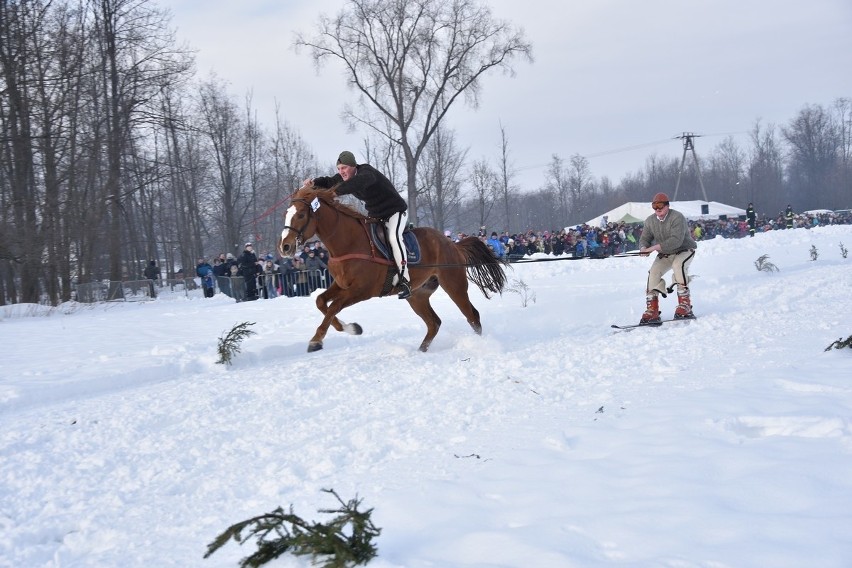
[
  {"left": 92, "top": 0, "right": 191, "bottom": 286},
  {"left": 295, "top": 0, "right": 532, "bottom": 225},
  {"left": 782, "top": 103, "right": 840, "bottom": 209},
  {"left": 0, "top": 0, "right": 51, "bottom": 302},
  {"left": 545, "top": 154, "right": 570, "bottom": 222},
  {"left": 567, "top": 153, "right": 595, "bottom": 219},
  {"left": 496, "top": 123, "right": 518, "bottom": 233},
  {"left": 831, "top": 97, "right": 851, "bottom": 207},
  {"left": 747, "top": 120, "right": 785, "bottom": 213},
  {"left": 468, "top": 158, "right": 499, "bottom": 232},
  {"left": 418, "top": 126, "right": 466, "bottom": 230},
  {"left": 197, "top": 76, "right": 253, "bottom": 256},
  {"left": 708, "top": 136, "right": 746, "bottom": 205}
]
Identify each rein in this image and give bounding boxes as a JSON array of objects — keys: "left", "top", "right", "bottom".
[{"left": 292, "top": 194, "right": 389, "bottom": 264}]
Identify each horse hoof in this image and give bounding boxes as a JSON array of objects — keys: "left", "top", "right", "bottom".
[
  {"left": 418, "top": 342, "right": 431, "bottom": 352},
  {"left": 345, "top": 323, "right": 363, "bottom": 336},
  {"left": 307, "top": 342, "right": 323, "bottom": 352}
]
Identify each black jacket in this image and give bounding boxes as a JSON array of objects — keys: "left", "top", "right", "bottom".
[
  {"left": 238, "top": 250, "right": 260, "bottom": 277},
  {"left": 313, "top": 164, "right": 407, "bottom": 219}
]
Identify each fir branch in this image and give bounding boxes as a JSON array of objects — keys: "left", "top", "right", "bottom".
[
  {"left": 204, "top": 489, "right": 380, "bottom": 567},
  {"left": 824, "top": 335, "right": 852, "bottom": 351},
  {"left": 216, "top": 321, "right": 257, "bottom": 366},
  {"left": 754, "top": 254, "right": 779, "bottom": 273},
  {"left": 505, "top": 278, "right": 536, "bottom": 307}
]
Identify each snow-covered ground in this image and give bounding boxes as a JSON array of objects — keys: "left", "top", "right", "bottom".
[{"left": 2, "top": 225, "right": 851, "bottom": 568}]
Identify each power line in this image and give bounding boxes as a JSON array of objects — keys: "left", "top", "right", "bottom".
[
  {"left": 584, "top": 137, "right": 675, "bottom": 158},
  {"left": 512, "top": 130, "right": 747, "bottom": 174}
]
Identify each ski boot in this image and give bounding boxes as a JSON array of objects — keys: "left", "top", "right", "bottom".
[
  {"left": 674, "top": 287, "right": 695, "bottom": 319},
  {"left": 639, "top": 294, "right": 661, "bottom": 325}
]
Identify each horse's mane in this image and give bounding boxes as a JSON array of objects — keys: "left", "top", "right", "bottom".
[{"left": 293, "top": 184, "right": 368, "bottom": 221}]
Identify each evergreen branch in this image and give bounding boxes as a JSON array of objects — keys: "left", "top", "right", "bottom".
[
  {"left": 216, "top": 321, "right": 257, "bottom": 365},
  {"left": 824, "top": 334, "right": 852, "bottom": 351},
  {"left": 204, "top": 489, "right": 380, "bottom": 567},
  {"left": 754, "top": 254, "right": 779, "bottom": 273}
]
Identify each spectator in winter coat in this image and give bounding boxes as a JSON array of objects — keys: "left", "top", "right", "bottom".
[
  {"left": 506, "top": 239, "right": 525, "bottom": 262},
  {"left": 238, "top": 243, "right": 261, "bottom": 301},
  {"left": 143, "top": 260, "right": 159, "bottom": 298},
  {"left": 196, "top": 258, "right": 215, "bottom": 298},
  {"left": 303, "top": 249, "right": 328, "bottom": 292},
  {"left": 278, "top": 257, "right": 296, "bottom": 297},
  {"left": 290, "top": 257, "right": 310, "bottom": 296},
  {"left": 486, "top": 232, "right": 505, "bottom": 258},
  {"left": 746, "top": 203, "right": 756, "bottom": 237},
  {"left": 260, "top": 258, "right": 279, "bottom": 299}
]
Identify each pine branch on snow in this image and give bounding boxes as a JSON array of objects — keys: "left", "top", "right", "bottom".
[
  {"left": 754, "top": 254, "right": 779, "bottom": 273},
  {"left": 825, "top": 335, "right": 852, "bottom": 351},
  {"left": 216, "top": 321, "right": 256, "bottom": 366},
  {"left": 204, "top": 488, "right": 380, "bottom": 567}
]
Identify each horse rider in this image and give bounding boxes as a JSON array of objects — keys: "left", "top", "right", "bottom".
[{"left": 305, "top": 151, "right": 411, "bottom": 299}]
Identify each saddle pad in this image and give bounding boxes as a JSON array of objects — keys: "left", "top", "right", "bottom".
[{"left": 369, "top": 225, "right": 422, "bottom": 265}]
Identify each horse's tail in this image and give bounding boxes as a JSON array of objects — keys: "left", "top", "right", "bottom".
[{"left": 456, "top": 237, "right": 509, "bottom": 298}]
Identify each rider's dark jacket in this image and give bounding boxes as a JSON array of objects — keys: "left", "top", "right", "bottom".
[{"left": 313, "top": 164, "right": 407, "bottom": 220}]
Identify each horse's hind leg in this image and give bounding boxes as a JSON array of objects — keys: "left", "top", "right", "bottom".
[
  {"left": 406, "top": 283, "right": 441, "bottom": 352},
  {"left": 439, "top": 270, "right": 483, "bottom": 335}
]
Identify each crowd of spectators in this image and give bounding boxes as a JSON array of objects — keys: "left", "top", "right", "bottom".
[
  {"left": 466, "top": 208, "right": 852, "bottom": 262},
  {"left": 180, "top": 208, "right": 849, "bottom": 302},
  {"left": 195, "top": 242, "right": 332, "bottom": 302}
]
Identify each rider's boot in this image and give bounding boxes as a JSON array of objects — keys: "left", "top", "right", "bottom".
[{"left": 397, "top": 277, "right": 411, "bottom": 300}]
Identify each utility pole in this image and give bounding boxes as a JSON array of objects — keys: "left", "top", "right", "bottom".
[{"left": 673, "top": 132, "right": 708, "bottom": 202}]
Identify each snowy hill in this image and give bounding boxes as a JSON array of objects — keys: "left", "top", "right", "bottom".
[{"left": 2, "top": 226, "right": 851, "bottom": 567}]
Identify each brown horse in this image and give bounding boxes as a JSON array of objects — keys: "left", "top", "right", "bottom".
[{"left": 277, "top": 184, "right": 508, "bottom": 352}]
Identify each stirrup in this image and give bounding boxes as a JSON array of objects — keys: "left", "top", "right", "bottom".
[{"left": 397, "top": 280, "right": 411, "bottom": 299}]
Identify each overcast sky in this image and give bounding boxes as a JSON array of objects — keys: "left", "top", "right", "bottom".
[{"left": 167, "top": 0, "right": 852, "bottom": 188}]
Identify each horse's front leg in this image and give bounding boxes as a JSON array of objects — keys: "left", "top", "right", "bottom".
[
  {"left": 314, "top": 283, "right": 363, "bottom": 335},
  {"left": 308, "top": 285, "right": 363, "bottom": 352}
]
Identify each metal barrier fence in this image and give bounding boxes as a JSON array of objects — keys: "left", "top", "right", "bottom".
[
  {"left": 74, "top": 278, "right": 206, "bottom": 303},
  {"left": 218, "top": 269, "right": 329, "bottom": 301},
  {"left": 72, "top": 270, "right": 331, "bottom": 304}
]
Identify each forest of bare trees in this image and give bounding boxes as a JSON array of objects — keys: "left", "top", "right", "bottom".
[
  {"left": 0, "top": 0, "right": 319, "bottom": 305},
  {"left": 2, "top": 0, "right": 850, "bottom": 306}
]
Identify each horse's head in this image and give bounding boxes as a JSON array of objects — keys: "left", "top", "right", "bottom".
[{"left": 277, "top": 184, "right": 326, "bottom": 257}]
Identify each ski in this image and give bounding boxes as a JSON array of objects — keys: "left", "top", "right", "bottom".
[
  {"left": 611, "top": 322, "right": 663, "bottom": 330},
  {"left": 611, "top": 316, "right": 696, "bottom": 331}
]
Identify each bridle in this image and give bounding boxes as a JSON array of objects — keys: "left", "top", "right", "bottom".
[
  {"left": 281, "top": 198, "right": 314, "bottom": 249},
  {"left": 281, "top": 195, "right": 341, "bottom": 249}
]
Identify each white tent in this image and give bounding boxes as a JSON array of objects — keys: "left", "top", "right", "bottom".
[{"left": 585, "top": 200, "right": 747, "bottom": 227}]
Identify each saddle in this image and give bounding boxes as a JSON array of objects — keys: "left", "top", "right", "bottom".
[{"left": 368, "top": 224, "right": 422, "bottom": 265}]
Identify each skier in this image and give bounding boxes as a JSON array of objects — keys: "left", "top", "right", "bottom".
[{"left": 638, "top": 193, "right": 697, "bottom": 324}]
